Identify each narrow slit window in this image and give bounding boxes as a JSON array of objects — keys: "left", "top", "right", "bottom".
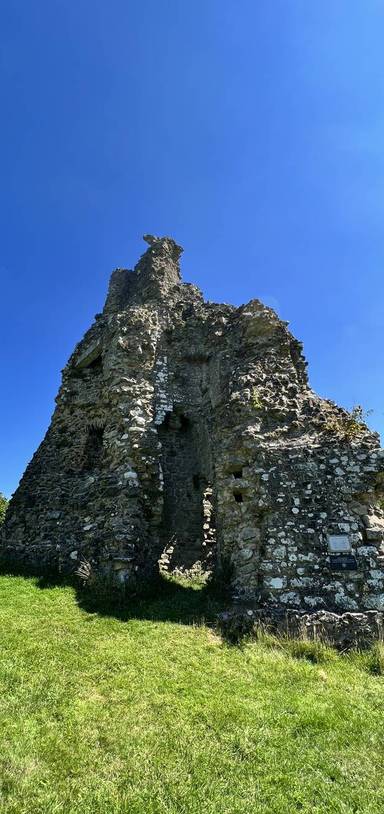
[{"left": 83, "top": 425, "right": 105, "bottom": 470}]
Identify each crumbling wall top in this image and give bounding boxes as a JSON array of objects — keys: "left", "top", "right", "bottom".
[
  {"left": 103, "top": 235, "right": 184, "bottom": 314},
  {"left": 142, "top": 234, "right": 183, "bottom": 259}
]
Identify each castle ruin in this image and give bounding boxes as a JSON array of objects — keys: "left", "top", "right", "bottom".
[{"left": 2, "top": 236, "right": 384, "bottom": 612}]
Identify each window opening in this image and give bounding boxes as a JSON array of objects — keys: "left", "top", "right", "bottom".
[
  {"left": 87, "top": 354, "right": 102, "bottom": 371},
  {"left": 232, "top": 467, "right": 243, "bottom": 479},
  {"left": 83, "top": 425, "right": 104, "bottom": 470}
]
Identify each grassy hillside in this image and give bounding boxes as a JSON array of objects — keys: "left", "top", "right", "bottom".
[{"left": 0, "top": 574, "right": 383, "bottom": 814}]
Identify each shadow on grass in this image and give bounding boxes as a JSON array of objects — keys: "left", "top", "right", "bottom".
[
  {"left": 75, "top": 575, "right": 226, "bottom": 627},
  {"left": 0, "top": 563, "right": 227, "bottom": 628},
  {"left": 1, "top": 567, "right": 383, "bottom": 666}
]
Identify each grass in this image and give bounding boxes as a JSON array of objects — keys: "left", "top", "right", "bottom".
[{"left": 0, "top": 575, "right": 384, "bottom": 813}]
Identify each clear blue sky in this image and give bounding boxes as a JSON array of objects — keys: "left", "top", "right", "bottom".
[{"left": 1, "top": 1, "right": 383, "bottom": 498}]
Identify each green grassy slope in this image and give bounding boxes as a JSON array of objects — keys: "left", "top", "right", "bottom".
[{"left": 0, "top": 575, "right": 383, "bottom": 814}]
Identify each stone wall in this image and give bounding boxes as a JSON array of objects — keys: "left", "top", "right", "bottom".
[
  {"left": 2, "top": 236, "right": 384, "bottom": 610},
  {"left": 217, "top": 607, "right": 384, "bottom": 649}
]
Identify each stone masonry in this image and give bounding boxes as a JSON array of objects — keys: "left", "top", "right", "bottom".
[{"left": 2, "top": 236, "right": 384, "bottom": 611}]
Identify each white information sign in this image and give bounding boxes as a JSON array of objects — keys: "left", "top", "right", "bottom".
[{"left": 327, "top": 534, "right": 351, "bottom": 553}]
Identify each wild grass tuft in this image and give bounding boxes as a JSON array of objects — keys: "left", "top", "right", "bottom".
[
  {"left": 282, "top": 637, "right": 335, "bottom": 664},
  {"left": 360, "top": 642, "right": 384, "bottom": 675}
]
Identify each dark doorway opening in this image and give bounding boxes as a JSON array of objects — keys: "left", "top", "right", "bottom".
[{"left": 158, "top": 409, "right": 216, "bottom": 572}]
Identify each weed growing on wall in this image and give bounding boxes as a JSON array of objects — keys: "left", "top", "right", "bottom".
[{"left": 324, "top": 404, "right": 372, "bottom": 440}]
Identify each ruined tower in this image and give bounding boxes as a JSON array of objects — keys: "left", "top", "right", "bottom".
[{"left": 3, "top": 236, "right": 384, "bottom": 611}]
